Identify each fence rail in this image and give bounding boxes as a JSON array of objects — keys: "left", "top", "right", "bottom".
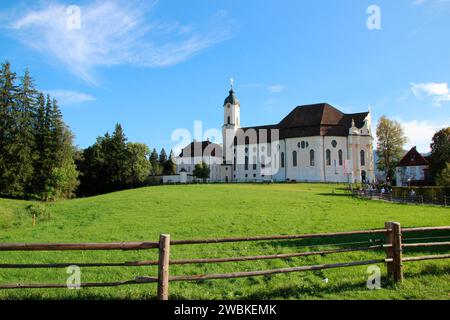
[
  {"left": 0, "top": 223, "right": 449, "bottom": 299},
  {"left": 352, "top": 190, "right": 449, "bottom": 207}
]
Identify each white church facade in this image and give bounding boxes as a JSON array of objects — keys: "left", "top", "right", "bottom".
[{"left": 176, "top": 86, "right": 375, "bottom": 183}]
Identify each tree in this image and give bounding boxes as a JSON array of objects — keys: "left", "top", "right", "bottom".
[
  {"left": 436, "top": 163, "right": 450, "bottom": 186},
  {"left": 193, "top": 161, "right": 210, "bottom": 182},
  {"left": 127, "top": 142, "right": 151, "bottom": 186},
  {"left": 0, "top": 61, "right": 19, "bottom": 195},
  {"left": 429, "top": 127, "right": 450, "bottom": 183},
  {"left": 164, "top": 150, "right": 176, "bottom": 175},
  {"left": 376, "top": 116, "right": 407, "bottom": 182},
  {"left": 149, "top": 148, "right": 162, "bottom": 175},
  {"left": 107, "top": 123, "right": 131, "bottom": 189},
  {"left": 159, "top": 148, "right": 168, "bottom": 169}
]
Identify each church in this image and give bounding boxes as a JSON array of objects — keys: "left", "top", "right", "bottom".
[{"left": 176, "top": 85, "right": 375, "bottom": 183}]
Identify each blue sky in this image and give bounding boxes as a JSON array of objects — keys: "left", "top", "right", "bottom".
[{"left": 0, "top": 0, "right": 449, "bottom": 153}]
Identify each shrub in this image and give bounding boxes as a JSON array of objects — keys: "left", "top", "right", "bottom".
[{"left": 392, "top": 186, "right": 450, "bottom": 198}]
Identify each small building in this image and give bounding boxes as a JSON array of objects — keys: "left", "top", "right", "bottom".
[
  {"left": 395, "top": 146, "right": 430, "bottom": 186},
  {"left": 175, "top": 140, "right": 223, "bottom": 182}
]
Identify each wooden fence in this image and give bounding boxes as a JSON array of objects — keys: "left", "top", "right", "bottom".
[
  {"left": 0, "top": 222, "right": 449, "bottom": 299},
  {"left": 352, "top": 190, "right": 449, "bottom": 207}
]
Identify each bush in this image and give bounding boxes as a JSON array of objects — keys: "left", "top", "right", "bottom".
[{"left": 26, "top": 204, "right": 52, "bottom": 221}]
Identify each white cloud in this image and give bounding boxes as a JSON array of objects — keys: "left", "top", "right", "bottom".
[
  {"left": 45, "top": 89, "right": 96, "bottom": 105},
  {"left": 267, "top": 84, "right": 286, "bottom": 93},
  {"left": 409, "top": 82, "right": 450, "bottom": 106},
  {"left": 402, "top": 120, "right": 448, "bottom": 153},
  {"left": 3, "top": 1, "right": 233, "bottom": 85}
]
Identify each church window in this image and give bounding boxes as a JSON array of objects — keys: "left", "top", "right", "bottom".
[
  {"left": 338, "top": 150, "right": 343, "bottom": 166},
  {"left": 360, "top": 150, "right": 365, "bottom": 166},
  {"left": 310, "top": 150, "right": 315, "bottom": 166},
  {"left": 331, "top": 140, "right": 337, "bottom": 148},
  {"left": 301, "top": 141, "right": 306, "bottom": 149},
  {"left": 245, "top": 136, "right": 249, "bottom": 145},
  {"left": 293, "top": 151, "right": 298, "bottom": 167},
  {"left": 245, "top": 156, "right": 249, "bottom": 170},
  {"left": 326, "top": 149, "right": 331, "bottom": 166},
  {"left": 234, "top": 158, "right": 236, "bottom": 170},
  {"left": 281, "top": 152, "right": 285, "bottom": 168},
  {"left": 253, "top": 174, "right": 256, "bottom": 177},
  {"left": 227, "top": 116, "right": 231, "bottom": 124}
]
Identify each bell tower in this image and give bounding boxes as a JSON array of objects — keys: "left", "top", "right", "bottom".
[{"left": 222, "top": 78, "right": 240, "bottom": 164}]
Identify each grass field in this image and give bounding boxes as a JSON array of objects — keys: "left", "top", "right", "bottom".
[{"left": 0, "top": 183, "right": 449, "bottom": 300}]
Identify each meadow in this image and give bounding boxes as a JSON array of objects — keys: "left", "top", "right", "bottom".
[{"left": 0, "top": 183, "right": 449, "bottom": 300}]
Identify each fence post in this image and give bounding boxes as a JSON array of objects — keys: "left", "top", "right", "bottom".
[
  {"left": 157, "top": 234, "right": 171, "bottom": 300},
  {"left": 384, "top": 222, "right": 394, "bottom": 278},
  {"left": 391, "top": 222, "right": 404, "bottom": 283}
]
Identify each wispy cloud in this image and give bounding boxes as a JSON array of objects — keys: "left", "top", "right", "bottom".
[
  {"left": 401, "top": 119, "right": 448, "bottom": 153},
  {"left": 267, "top": 84, "right": 286, "bottom": 93},
  {"left": 410, "top": 82, "right": 450, "bottom": 106},
  {"left": 3, "top": 1, "right": 233, "bottom": 85},
  {"left": 45, "top": 89, "right": 96, "bottom": 106}
]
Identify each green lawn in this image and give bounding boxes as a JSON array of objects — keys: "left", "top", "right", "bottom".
[{"left": 0, "top": 183, "right": 449, "bottom": 300}]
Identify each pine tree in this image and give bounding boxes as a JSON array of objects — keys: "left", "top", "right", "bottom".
[
  {"left": 164, "top": 150, "right": 176, "bottom": 175},
  {"left": 11, "top": 69, "right": 37, "bottom": 196},
  {"left": 149, "top": 148, "right": 160, "bottom": 175},
  {"left": 107, "top": 123, "right": 130, "bottom": 190},
  {"left": 30, "top": 93, "right": 49, "bottom": 197},
  {"left": 0, "top": 62, "right": 18, "bottom": 195},
  {"left": 159, "top": 148, "right": 168, "bottom": 172}
]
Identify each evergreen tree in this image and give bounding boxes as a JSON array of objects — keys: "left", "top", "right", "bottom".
[
  {"left": 164, "top": 150, "right": 176, "bottom": 175},
  {"left": 149, "top": 148, "right": 161, "bottom": 175},
  {"left": 0, "top": 62, "right": 18, "bottom": 195},
  {"left": 159, "top": 148, "right": 168, "bottom": 169},
  {"left": 107, "top": 123, "right": 130, "bottom": 189},
  {"left": 13, "top": 69, "right": 37, "bottom": 195}
]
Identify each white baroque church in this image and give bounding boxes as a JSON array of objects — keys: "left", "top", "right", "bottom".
[{"left": 176, "top": 85, "right": 375, "bottom": 183}]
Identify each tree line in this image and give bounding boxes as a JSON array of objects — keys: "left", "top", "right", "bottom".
[
  {"left": 0, "top": 62, "right": 176, "bottom": 200},
  {"left": 0, "top": 62, "right": 78, "bottom": 200},
  {"left": 76, "top": 125, "right": 176, "bottom": 196}
]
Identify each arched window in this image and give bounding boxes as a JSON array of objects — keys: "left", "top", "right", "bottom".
[
  {"left": 227, "top": 116, "right": 230, "bottom": 125},
  {"left": 281, "top": 152, "right": 285, "bottom": 168},
  {"left": 245, "top": 136, "right": 249, "bottom": 145},
  {"left": 326, "top": 149, "right": 331, "bottom": 166},
  {"left": 338, "top": 150, "right": 343, "bottom": 166},
  {"left": 245, "top": 156, "right": 249, "bottom": 170},
  {"left": 310, "top": 150, "right": 315, "bottom": 166},
  {"left": 360, "top": 150, "right": 365, "bottom": 166},
  {"left": 292, "top": 151, "right": 297, "bottom": 167},
  {"left": 233, "top": 157, "right": 236, "bottom": 170}
]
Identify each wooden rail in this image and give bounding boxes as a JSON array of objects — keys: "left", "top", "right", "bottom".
[{"left": 0, "top": 222, "right": 448, "bottom": 299}]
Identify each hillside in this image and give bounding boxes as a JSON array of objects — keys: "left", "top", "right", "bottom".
[{"left": 0, "top": 183, "right": 449, "bottom": 299}]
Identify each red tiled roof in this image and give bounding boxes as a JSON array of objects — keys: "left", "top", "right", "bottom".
[{"left": 396, "top": 147, "right": 429, "bottom": 167}]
